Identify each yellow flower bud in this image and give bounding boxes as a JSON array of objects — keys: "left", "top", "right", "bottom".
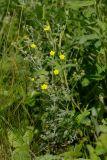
[
  {"left": 44, "top": 25, "right": 50, "bottom": 31},
  {"left": 30, "top": 43, "right": 37, "bottom": 48},
  {"left": 31, "top": 78, "right": 35, "bottom": 81}
]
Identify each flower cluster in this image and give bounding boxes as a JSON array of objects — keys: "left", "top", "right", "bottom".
[
  {"left": 40, "top": 50, "right": 66, "bottom": 90},
  {"left": 49, "top": 50, "right": 65, "bottom": 60},
  {"left": 30, "top": 29, "right": 65, "bottom": 91}
]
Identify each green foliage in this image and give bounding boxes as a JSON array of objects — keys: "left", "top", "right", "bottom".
[
  {"left": 40, "top": 110, "right": 78, "bottom": 153},
  {"left": 66, "top": 0, "right": 95, "bottom": 9},
  {"left": 7, "top": 127, "right": 34, "bottom": 160},
  {"left": 0, "top": 0, "right": 107, "bottom": 159},
  {"left": 87, "top": 125, "right": 107, "bottom": 160}
]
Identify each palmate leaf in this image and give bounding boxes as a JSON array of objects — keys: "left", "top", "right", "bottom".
[
  {"left": 96, "top": 133, "right": 107, "bottom": 155},
  {"left": 66, "top": 0, "right": 95, "bottom": 10},
  {"left": 12, "top": 146, "right": 31, "bottom": 160},
  {"left": 8, "top": 130, "right": 24, "bottom": 148},
  {"left": 8, "top": 129, "right": 33, "bottom": 160},
  {"left": 8, "top": 127, "right": 34, "bottom": 148},
  {"left": 77, "top": 110, "right": 90, "bottom": 125},
  {"left": 96, "top": 64, "right": 106, "bottom": 75},
  {"left": 60, "top": 145, "right": 83, "bottom": 160}
]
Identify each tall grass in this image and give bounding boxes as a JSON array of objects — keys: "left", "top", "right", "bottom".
[{"left": 0, "top": 0, "right": 107, "bottom": 159}]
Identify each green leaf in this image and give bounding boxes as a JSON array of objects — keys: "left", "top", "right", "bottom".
[
  {"left": 8, "top": 130, "right": 24, "bottom": 148},
  {"left": 77, "top": 110, "right": 90, "bottom": 124},
  {"left": 36, "top": 69, "right": 49, "bottom": 76},
  {"left": 90, "top": 75, "right": 105, "bottom": 81},
  {"left": 79, "top": 34, "right": 99, "bottom": 44},
  {"left": 12, "top": 146, "right": 31, "bottom": 160},
  {"left": 98, "top": 134, "right": 107, "bottom": 149},
  {"left": 87, "top": 145, "right": 100, "bottom": 160},
  {"left": 99, "top": 125, "right": 107, "bottom": 133},
  {"left": 61, "top": 146, "right": 82, "bottom": 159},
  {"left": 75, "top": 143, "right": 83, "bottom": 153},
  {"left": 66, "top": 1, "right": 95, "bottom": 10},
  {"left": 96, "top": 64, "right": 106, "bottom": 74},
  {"left": 96, "top": 141, "right": 107, "bottom": 155},
  {"left": 23, "top": 127, "right": 34, "bottom": 145},
  {"left": 62, "top": 63, "right": 77, "bottom": 69}
]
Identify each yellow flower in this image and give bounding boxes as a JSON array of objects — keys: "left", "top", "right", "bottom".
[
  {"left": 44, "top": 25, "right": 50, "bottom": 31},
  {"left": 31, "top": 78, "right": 35, "bottom": 81},
  {"left": 59, "top": 54, "right": 65, "bottom": 60},
  {"left": 30, "top": 43, "right": 37, "bottom": 48},
  {"left": 41, "top": 84, "right": 48, "bottom": 90},
  {"left": 53, "top": 69, "right": 59, "bottom": 75},
  {"left": 50, "top": 51, "right": 55, "bottom": 56}
]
